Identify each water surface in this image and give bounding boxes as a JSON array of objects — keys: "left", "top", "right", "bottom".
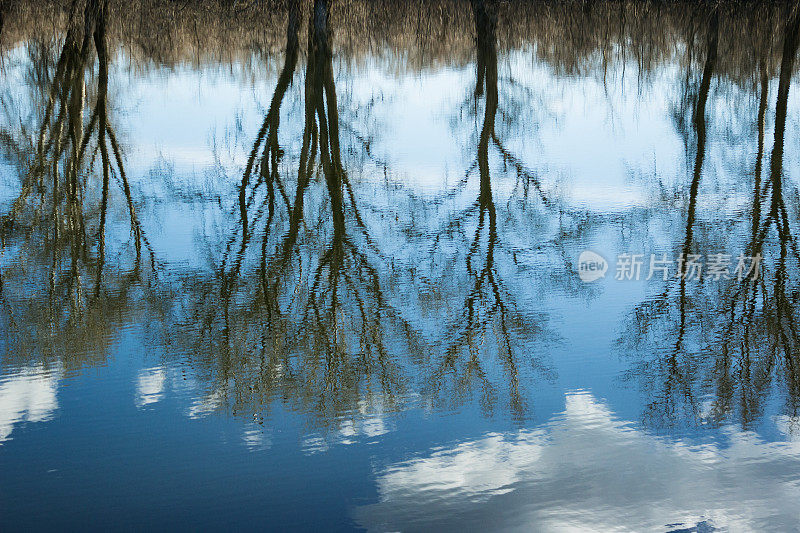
[{"left": 2, "top": 1, "right": 800, "bottom": 530}]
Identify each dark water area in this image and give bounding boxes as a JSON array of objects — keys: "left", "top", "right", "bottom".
[{"left": 2, "top": 0, "right": 800, "bottom": 530}]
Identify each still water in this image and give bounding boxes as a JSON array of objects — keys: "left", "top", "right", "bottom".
[{"left": 2, "top": 0, "right": 800, "bottom": 530}]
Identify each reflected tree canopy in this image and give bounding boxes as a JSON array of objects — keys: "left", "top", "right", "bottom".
[
  {"left": 619, "top": 3, "right": 800, "bottom": 430},
  {"left": 1, "top": 0, "right": 800, "bottom": 432},
  {"left": 0, "top": 0, "right": 157, "bottom": 368}
]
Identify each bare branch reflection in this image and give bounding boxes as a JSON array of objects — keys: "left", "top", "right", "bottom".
[
  {"left": 620, "top": 4, "right": 800, "bottom": 430},
  {"left": 0, "top": 0, "right": 160, "bottom": 368}
]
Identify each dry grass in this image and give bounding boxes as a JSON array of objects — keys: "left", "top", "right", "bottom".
[{"left": 0, "top": 0, "right": 792, "bottom": 82}]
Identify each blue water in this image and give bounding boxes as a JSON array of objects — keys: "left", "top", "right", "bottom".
[{"left": 2, "top": 1, "right": 800, "bottom": 530}]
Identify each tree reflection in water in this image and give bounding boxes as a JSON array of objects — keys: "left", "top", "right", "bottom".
[
  {"left": 174, "top": 0, "right": 567, "bottom": 424},
  {"left": 0, "top": 0, "right": 157, "bottom": 368},
  {"left": 0, "top": 0, "right": 800, "bottom": 434},
  {"left": 187, "top": 0, "right": 425, "bottom": 423},
  {"left": 620, "top": 4, "right": 800, "bottom": 431}
]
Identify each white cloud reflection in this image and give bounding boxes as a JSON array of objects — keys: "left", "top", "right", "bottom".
[
  {"left": 242, "top": 423, "right": 272, "bottom": 451},
  {"left": 355, "top": 392, "right": 800, "bottom": 531},
  {"left": 135, "top": 366, "right": 167, "bottom": 408},
  {"left": 302, "top": 398, "right": 394, "bottom": 454},
  {"left": 0, "top": 363, "right": 61, "bottom": 443}
]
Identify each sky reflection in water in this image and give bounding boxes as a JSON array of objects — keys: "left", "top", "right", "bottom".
[{"left": 2, "top": 0, "right": 800, "bottom": 530}]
